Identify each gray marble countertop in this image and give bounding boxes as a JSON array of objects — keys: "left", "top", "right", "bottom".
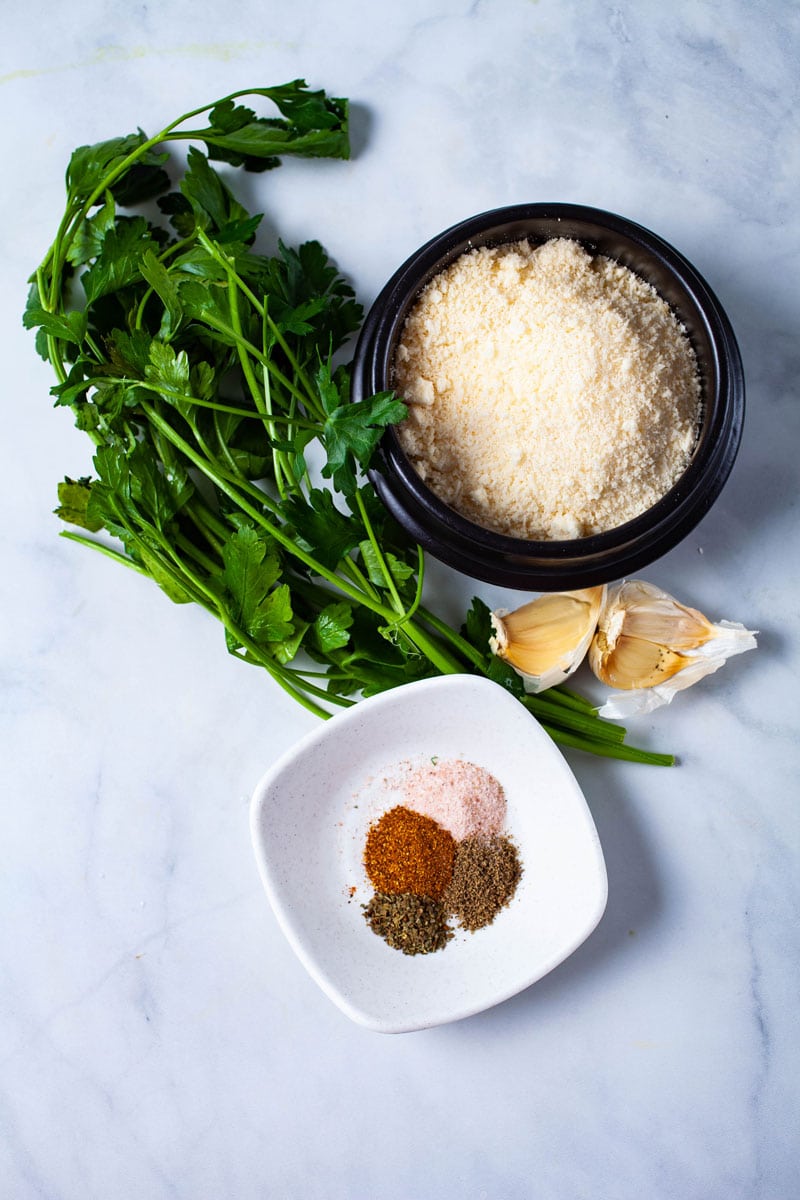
[{"left": 2, "top": 3, "right": 798, "bottom": 1197}]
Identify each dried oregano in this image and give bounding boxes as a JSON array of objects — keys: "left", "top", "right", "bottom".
[{"left": 362, "top": 892, "right": 453, "bottom": 955}]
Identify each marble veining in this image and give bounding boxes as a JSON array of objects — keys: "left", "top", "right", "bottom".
[{"left": 1, "top": 1, "right": 799, "bottom": 1197}]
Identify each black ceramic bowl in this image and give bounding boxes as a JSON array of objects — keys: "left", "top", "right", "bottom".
[{"left": 352, "top": 203, "right": 744, "bottom": 590}]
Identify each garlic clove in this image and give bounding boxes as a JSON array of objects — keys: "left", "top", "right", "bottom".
[
  {"left": 589, "top": 580, "right": 757, "bottom": 717},
  {"left": 490, "top": 587, "right": 605, "bottom": 693},
  {"left": 592, "top": 632, "right": 690, "bottom": 691}
]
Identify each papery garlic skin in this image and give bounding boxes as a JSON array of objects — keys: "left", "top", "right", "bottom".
[
  {"left": 490, "top": 587, "right": 605, "bottom": 693},
  {"left": 589, "top": 580, "right": 757, "bottom": 718}
]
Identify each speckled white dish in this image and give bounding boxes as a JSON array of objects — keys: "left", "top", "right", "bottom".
[{"left": 249, "top": 674, "right": 607, "bottom": 1033}]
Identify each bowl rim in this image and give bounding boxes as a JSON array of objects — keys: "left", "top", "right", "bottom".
[{"left": 354, "top": 202, "right": 745, "bottom": 589}]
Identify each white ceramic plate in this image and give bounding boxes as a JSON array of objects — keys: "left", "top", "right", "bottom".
[{"left": 250, "top": 674, "right": 607, "bottom": 1033}]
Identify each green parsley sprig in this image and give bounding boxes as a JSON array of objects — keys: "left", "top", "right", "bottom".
[{"left": 25, "top": 81, "right": 673, "bottom": 764}]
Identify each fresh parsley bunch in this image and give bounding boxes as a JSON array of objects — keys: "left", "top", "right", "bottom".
[{"left": 25, "top": 82, "right": 671, "bottom": 763}]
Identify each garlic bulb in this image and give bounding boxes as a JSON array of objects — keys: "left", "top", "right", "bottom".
[
  {"left": 589, "top": 580, "right": 757, "bottom": 718},
  {"left": 490, "top": 587, "right": 605, "bottom": 693}
]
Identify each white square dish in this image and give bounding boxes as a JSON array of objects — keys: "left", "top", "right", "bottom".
[{"left": 249, "top": 674, "right": 607, "bottom": 1033}]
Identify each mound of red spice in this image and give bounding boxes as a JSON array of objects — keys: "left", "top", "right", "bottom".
[{"left": 363, "top": 805, "right": 455, "bottom": 900}]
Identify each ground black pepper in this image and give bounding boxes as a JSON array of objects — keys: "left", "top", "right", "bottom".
[
  {"left": 362, "top": 892, "right": 453, "bottom": 955},
  {"left": 443, "top": 834, "right": 522, "bottom": 931}
]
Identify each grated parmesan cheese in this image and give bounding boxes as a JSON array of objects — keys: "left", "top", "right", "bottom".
[{"left": 393, "top": 238, "right": 701, "bottom": 540}]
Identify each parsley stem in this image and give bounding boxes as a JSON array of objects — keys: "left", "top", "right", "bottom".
[
  {"left": 184, "top": 503, "right": 225, "bottom": 558},
  {"left": 539, "top": 724, "right": 675, "bottom": 766},
  {"left": 131, "top": 511, "right": 336, "bottom": 718},
  {"left": 544, "top": 684, "right": 599, "bottom": 714},
  {"left": 85, "top": 331, "right": 105, "bottom": 361},
  {"left": 200, "top": 313, "right": 311, "bottom": 411},
  {"left": 56, "top": 373, "right": 267, "bottom": 422},
  {"left": 59, "top": 531, "right": 147, "bottom": 573},
  {"left": 157, "top": 234, "right": 196, "bottom": 265},
  {"left": 222, "top": 248, "right": 271, "bottom": 424},
  {"left": 211, "top": 408, "right": 246, "bottom": 480},
  {"left": 404, "top": 547, "right": 426, "bottom": 626},
  {"left": 340, "top": 556, "right": 381, "bottom": 604},
  {"left": 279, "top": 668, "right": 356, "bottom": 707},
  {"left": 142, "top": 402, "right": 399, "bottom": 622},
  {"left": 150, "top": 401, "right": 181, "bottom": 479},
  {"left": 355, "top": 490, "right": 404, "bottom": 614},
  {"left": 152, "top": 406, "right": 462, "bottom": 679},
  {"left": 260, "top": 303, "right": 290, "bottom": 498},
  {"left": 351, "top": 496, "right": 462, "bottom": 673},
  {"left": 175, "top": 437, "right": 285, "bottom": 524},
  {"left": 522, "top": 697, "right": 625, "bottom": 744},
  {"left": 174, "top": 531, "right": 220, "bottom": 576},
  {"left": 187, "top": 498, "right": 230, "bottom": 547},
  {"left": 233, "top": 650, "right": 331, "bottom": 719},
  {"left": 262, "top": 309, "right": 321, "bottom": 419},
  {"left": 183, "top": 414, "right": 220, "bottom": 480},
  {"left": 417, "top": 602, "right": 634, "bottom": 749},
  {"left": 417, "top": 604, "right": 486, "bottom": 670},
  {"left": 397, "top": 625, "right": 464, "bottom": 676},
  {"left": 197, "top": 230, "right": 324, "bottom": 420}
]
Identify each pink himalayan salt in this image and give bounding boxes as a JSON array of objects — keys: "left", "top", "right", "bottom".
[{"left": 396, "top": 758, "right": 506, "bottom": 841}]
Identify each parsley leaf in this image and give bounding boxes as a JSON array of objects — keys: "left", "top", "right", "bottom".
[
  {"left": 81, "top": 216, "right": 159, "bottom": 303},
  {"left": 282, "top": 488, "right": 362, "bottom": 570},
  {"left": 313, "top": 601, "right": 354, "bottom": 653},
  {"left": 180, "top": 147, "right": 258, "bottom": 233},
  {"left": 463, "top": 595, "right": 494, "bottom": 656},
  {"left": 197, "top": 81, "right": 350, "bottom": 170},
  {"left": 144, "top": 340, "right": 191, "bottom": 398},
  {"left": 22, "top": 296, "right": 87, "bottom": 348},
  {"left": 66, "top": 192, "right": 117, "bottom": 267},
  {"left": 487, "top": 656, "right": 525, "bottom": 698},
  {"left": 221, "top": 525, "right": 294, "bottom": 646},
  {"left": 358, "top": 541, "right": 416, "bottom": 590},
  {"left": 67, "top": 133, "right": 148, "bottom": 202},
  {"left": 321, "top": 390, "right": 407, "bottom": 496},
  {"left": 55, "top": 477, "right": 104, "bottom": 531},
  {"left": 138, "top": 250, "right": 183, "bottom": 339}
]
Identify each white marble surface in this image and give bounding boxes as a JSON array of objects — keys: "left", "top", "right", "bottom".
[{"left": 2, "top": 2, "right": 799, "bottom": 1197}]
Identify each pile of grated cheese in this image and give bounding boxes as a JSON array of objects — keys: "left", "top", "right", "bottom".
[{"left": 393, "top": 237, "right": 701, "bottom": 540}]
